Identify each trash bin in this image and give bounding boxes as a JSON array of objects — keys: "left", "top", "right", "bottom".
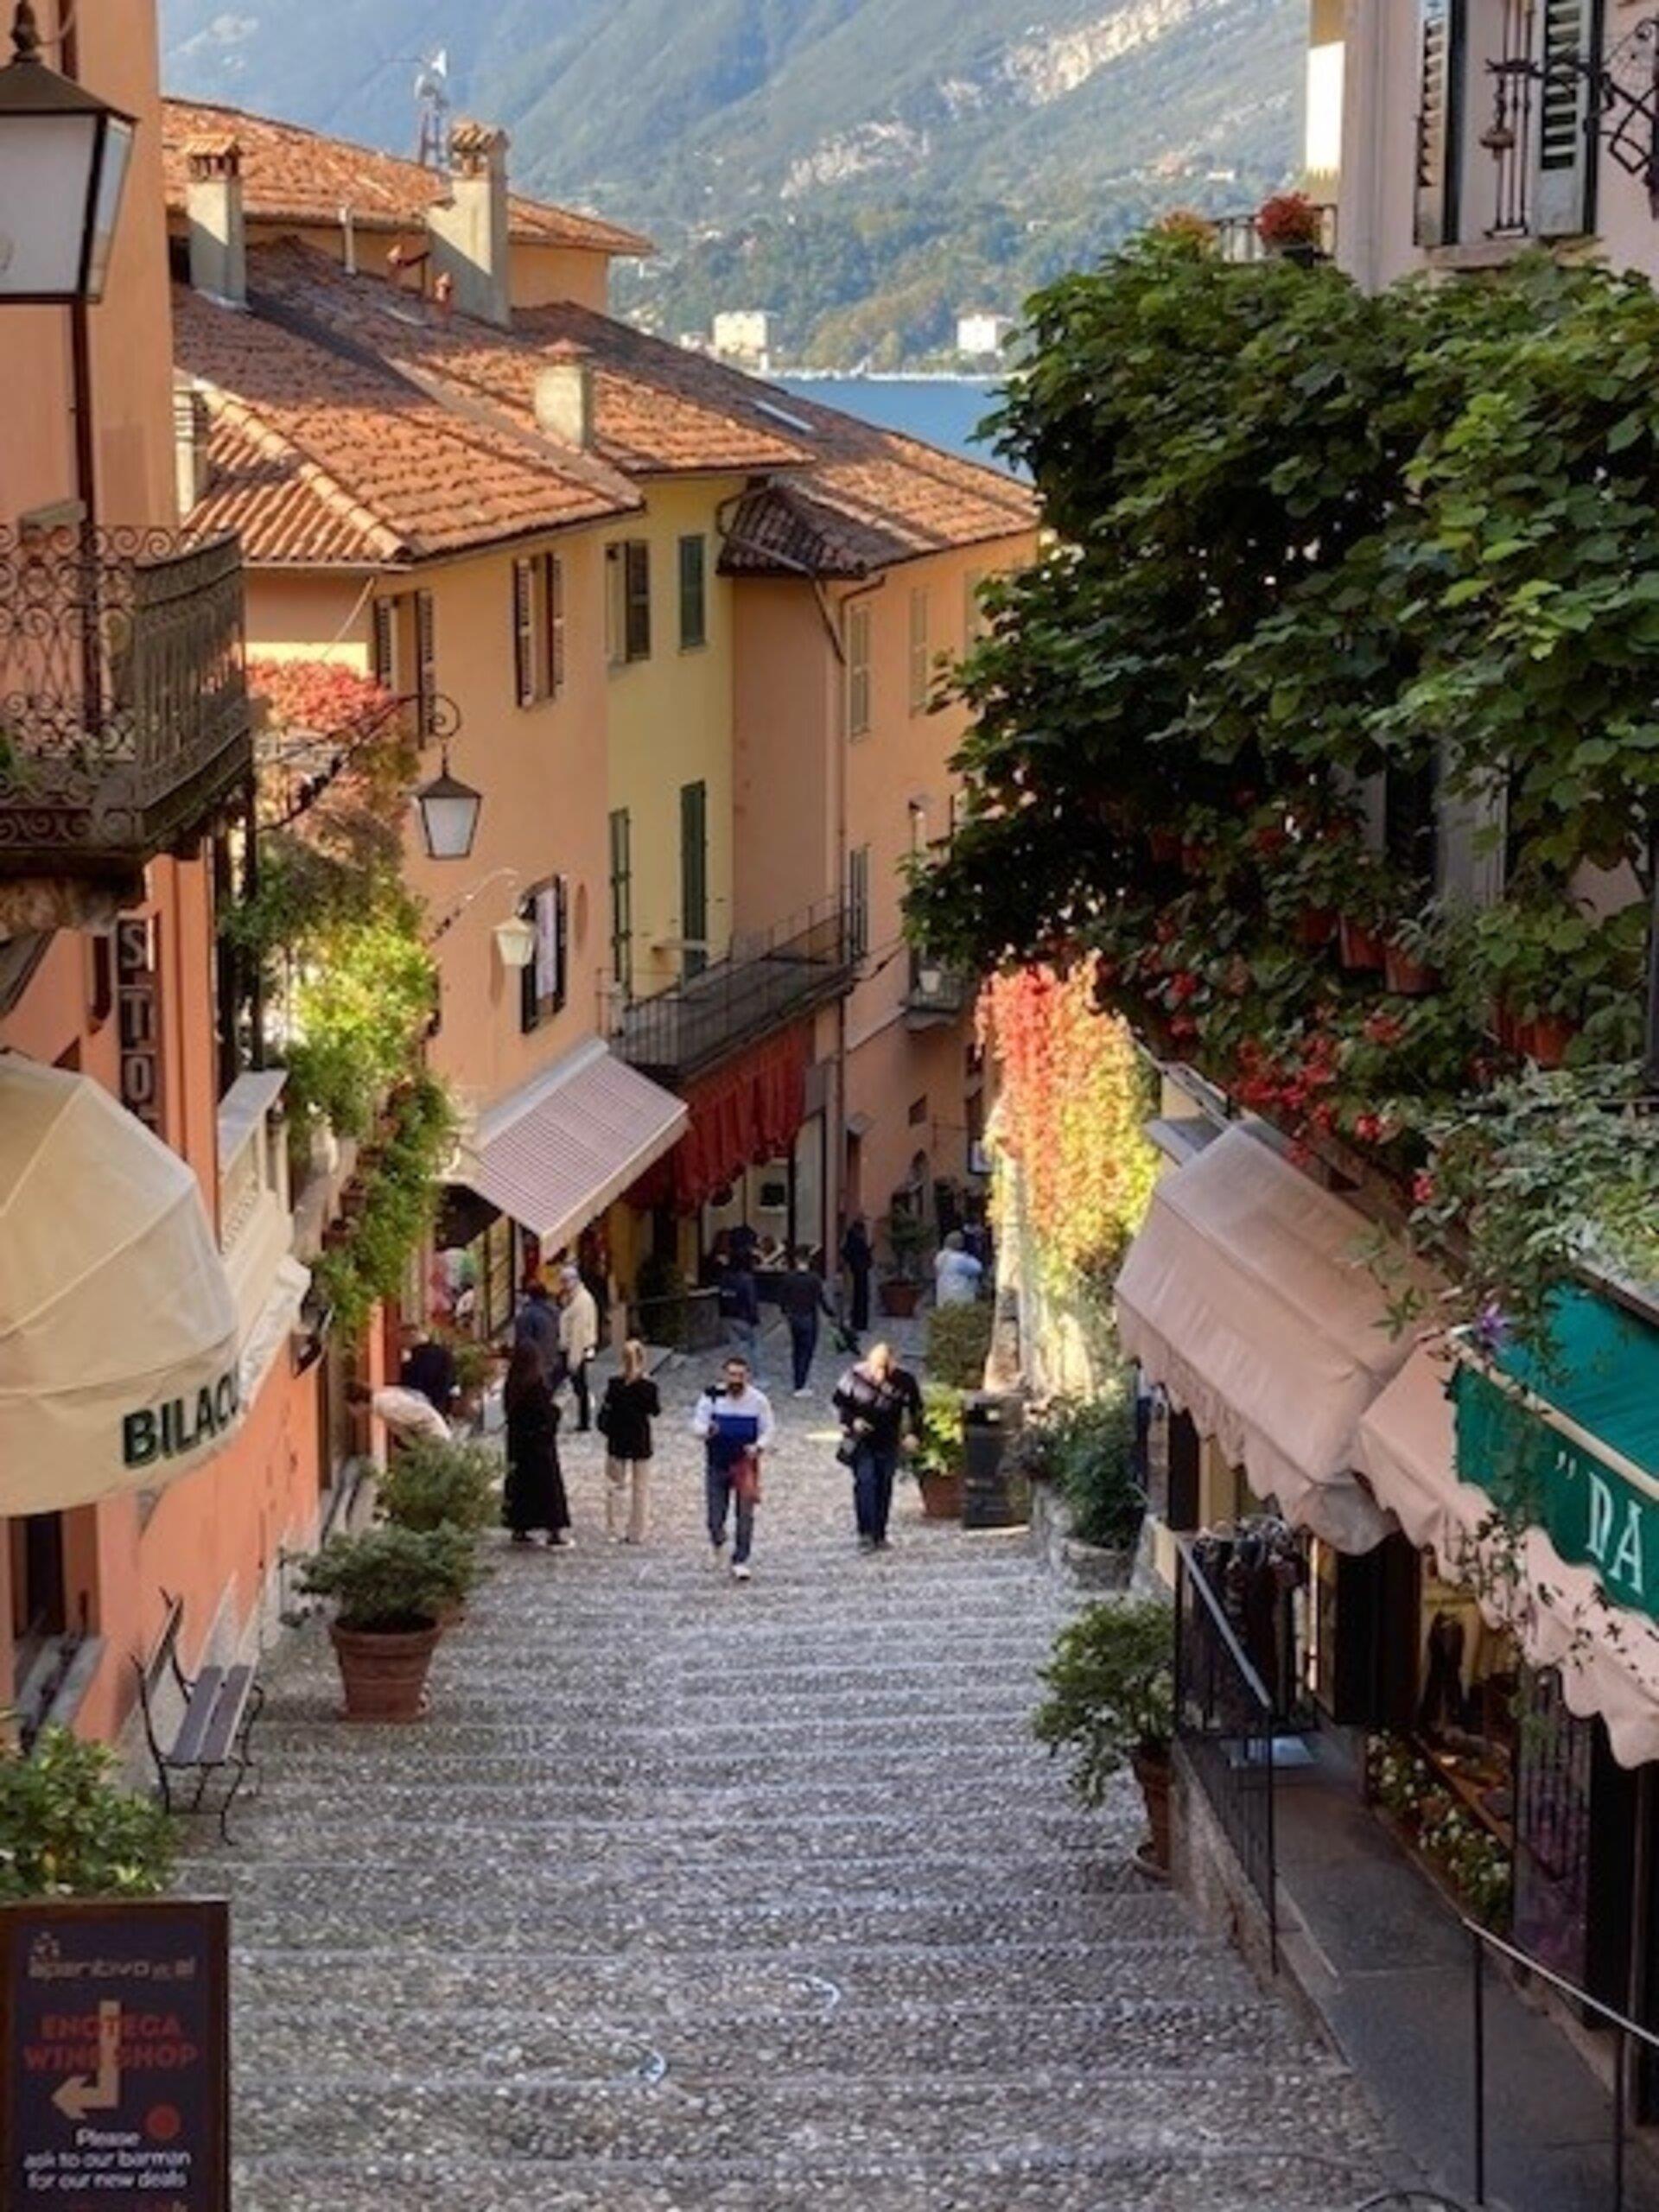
[{"left": 961, "top": 1391, "right": 1028, "bottom": 1530}]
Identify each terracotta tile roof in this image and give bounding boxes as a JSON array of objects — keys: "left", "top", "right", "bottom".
[
  {"left": 162, "top": 98, "right": 653, "bottom": 259},
  {"left": 244, "top": 242, "right": 809, "bottom": 479},
  {"left": 174, "top": 283, "right": 641, "bottom": 567}
]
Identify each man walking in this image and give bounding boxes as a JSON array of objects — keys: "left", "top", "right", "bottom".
[
  {"left": 776, "top": 1246, "right": 836, "bottom": 1397},
  {"left": 834, "top": 1343, "right": 924, "bottom": 1552},
  {"left": 559, "top": 1265, "right": 601, "bottom": 1432},
  {"left": 841, "top": 1215, "right": 874, "bottom": 1338},
  {"left": 694, "top": 1354, "right": 775, "bottom": 1582}
]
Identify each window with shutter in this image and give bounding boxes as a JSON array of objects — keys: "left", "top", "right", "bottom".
[
  {"left": 547, "top": 555, "right": 566, "bottom": 696},
  {"left": 849, "top": 844, "right": 871, "bottom": 961},
  {"left": 415, "top": 589, "right": 437, "bottom": 738},
  {"left": 680, "top": 779, "right": 709, "bottom": 982},
  {"left": 678, "top": 533, "right": 708, "bottom": 652},
  {"left": 519, "top": 877, "right": 569, "bottom": 1032},
  {"left": 908, "top": 588, "right": 930, "bottom": 715},
  {"left": 625, "top": 541, "right": 652, "bottom": 662},
  {"left": 1414, "top": 0, "right": 1465, "bottom": 248},
  {"left": 608, "top": 809, "right": 633, "bottom": 995},
  {"left": 848, "top": 603, "right": 872, "bottom": 738},
  {"left": 372, "top": 599, "right": 396, "bottom": 693},
  {"left": 512, "top": 559, "right": 536, "bottom": 709},
  {"left": 1532, "top": 0, "right": 1600, "bottom": 238}
]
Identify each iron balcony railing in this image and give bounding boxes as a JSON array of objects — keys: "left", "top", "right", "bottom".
[
  {"left": 0, "top": 524, "right": 251, "bottom": 882},
  {"left": 1173, "top": 1535, "right": 1280, "bottom": 1971},
  {"left": 609, "top": 897, "right": 855, "bottom": 1082},
  {"left": 904, "top": 956, "right": 972, "bottom": 1025}
]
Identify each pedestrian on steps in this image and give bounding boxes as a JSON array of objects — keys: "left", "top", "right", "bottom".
[
  {"left": 777, "top": 1245, "right": 836, "bottom": 1396},
  {"left": 597, "top": 1339, "right": 660, "bottom": 1543},
  {"left": 693, "top": 1353, "right": 775, "bottom": 1583},
  {"left": 841, "top": 1215, "right": 874, "bottom": 1338},
  {"left": 834, "top": 1342, "right": 923, "bottom": 1552},
  {"left": 503, "top": 1342, "right": 573, "bottom": 1548},
  {"left": 558, "top": 1265, "right": 601, "bottom": 1432}
]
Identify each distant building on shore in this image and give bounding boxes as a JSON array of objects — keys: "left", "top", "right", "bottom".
[
  {"left": 713, "top": 309, "right": 773, "bottom": 370},
  {"left": 957, "top": 311, "right": 1014, "bottom": 361}
]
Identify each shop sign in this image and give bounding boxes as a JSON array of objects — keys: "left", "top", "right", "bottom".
[
  {"left": 115, "top": 918, "right": 164, "bottom": 1136},
  {"left": 1456, "top": 1364, "right": 1659, "bottom": 1622},
  {"left": 1, "top": 1899, "right": 229, "bottom": 2212}
]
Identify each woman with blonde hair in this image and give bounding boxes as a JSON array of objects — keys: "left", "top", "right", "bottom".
[{"left": 596, "top": 1339, "right": 661, "bottom": 1543}]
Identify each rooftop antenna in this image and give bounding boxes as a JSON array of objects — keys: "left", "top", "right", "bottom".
[{"left": 415, "top": 48, "right": 451, "bottom": 171}]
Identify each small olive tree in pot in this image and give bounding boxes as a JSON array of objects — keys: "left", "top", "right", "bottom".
[
  {"left": 300, "top": 1525, "right": 476, "bottom": 1724},
  {"left": 1033, "top": 1597, "right": 1175, "bottom": 1872},
  {"left": 0, "top": 1725, "right": 175, "bottom": 1899}
]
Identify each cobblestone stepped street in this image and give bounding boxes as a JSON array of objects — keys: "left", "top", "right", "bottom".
[{"left": 182, "top": 1363, "right": 1394, "bottom": 2210}]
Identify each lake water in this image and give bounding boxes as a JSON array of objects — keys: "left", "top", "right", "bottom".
[{"left": 779, "top": 377, "right": 1005, "bottom": 465}]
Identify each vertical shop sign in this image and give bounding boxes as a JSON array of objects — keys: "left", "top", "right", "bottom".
[
  {"left": 115, "top": 918, "right": 164, "bottom": 1135},
  {"left": 1, "top": 1899, "right": 229, "bottom": 2212}
]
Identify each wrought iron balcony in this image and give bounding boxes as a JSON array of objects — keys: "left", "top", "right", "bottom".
[
  {"left": 0, "top": 524, "right": 251, "bottom": 903},
  {"left": 610, "top": 898, "right": 855, "bottom": 1082},
  {"left": 905, "top": 958, "right": 972, "bottom": 1027}
]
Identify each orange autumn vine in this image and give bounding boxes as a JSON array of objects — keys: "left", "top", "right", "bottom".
[{"left": 982, "top": 963, "right": 1158, "bottom": 1288}]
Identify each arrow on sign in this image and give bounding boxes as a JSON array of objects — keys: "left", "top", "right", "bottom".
[{"left": 54, "top": 2000, "right": 121, "bottom": 2121}]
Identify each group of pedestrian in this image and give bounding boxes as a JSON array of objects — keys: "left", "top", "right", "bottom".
[{"left": 499, "top": 1265, "right": 601, "bottom": 1548}]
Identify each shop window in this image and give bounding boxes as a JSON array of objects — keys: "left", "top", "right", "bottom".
[
  {"left": 519, "top": 876, "right": 569, "bottom": 1033},
  {"left": 678, "top": 533, "right": 708, "bottom": 652},
  {"left": 512, "top": 552, "right": 566, "bottom": 707},
  {"left": 847, "top": 602, "right": 872, "bottom": 738},
  {"left": 607, "top": 540, "right": 651, "bottom": 666}
]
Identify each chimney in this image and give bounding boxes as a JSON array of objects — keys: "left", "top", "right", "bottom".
[
  {"left": 534, "top": 343, "right": 595, "bottom": 450},
  {"left": 173, "top": 384, "right": 212, "bottom": 520},
  {"left": 186, "top": 137, "right": 246, "bottom": 308},
  {"left": 427, "top": 119, "right": 511, "bottom": 330}
]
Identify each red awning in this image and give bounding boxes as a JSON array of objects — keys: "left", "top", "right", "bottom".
[{"left": 630, "top": 1026, "right": 809, "bottom": 1213}]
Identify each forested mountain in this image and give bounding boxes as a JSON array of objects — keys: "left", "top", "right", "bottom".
[{"left": 161, "top": 0, "right": 1304, "bottom": 365}]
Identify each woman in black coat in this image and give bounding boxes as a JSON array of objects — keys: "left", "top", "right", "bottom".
[
  {"left": 597, "top": 1338, "right": 661, "bottom": 1543},
  {"left": 503, "top": 1342, "right": 573, "bottom": 1546}
]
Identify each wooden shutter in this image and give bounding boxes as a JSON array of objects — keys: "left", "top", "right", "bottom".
[
  {"left": 1532, "top": 0, "right": 1600, "bottom": 238},
  {"left": 1414, "top": 0, "right": 1463, "bottom": 249},
  {"left": 371, "top": 598, "right": 396, "bottom": 693},
  {"left": 625, "top": 541, "right": 651, "bottom": 662},
  {"left": 680, "top": 780, "right": 708, "bottom": 981},
  {"left": 512, "top": 558, "right": 536, "bottom": 707},
  {"left": 608, "top": 808, "right": 632, "bottom": 994},
  {"left": 414, "top": 589, "right": 436, "bottom": 737},
  {"left": 547, "top": 555, "right": 566, "bottom": 696},
  {"left": 553, "top": 875, "right": 569, "bottom": 1012},
  {"left": 678, "top": 534, "right": 707, "bottom": 650}
]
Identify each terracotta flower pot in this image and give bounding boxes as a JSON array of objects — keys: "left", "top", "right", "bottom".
[
  {"left": 1294, "top": 905, "right": 1337, "bottom": 950},
  {"left": 880, "top": 1279, "right": 922, "bottom": 1319},
  {"left": 1338, "top": 916, "right": 1385, "bottom": 971},
  {"left": 1132, "top": 1745, "right": 1173, "bottom": 1875},
  {"left": 1521, "top": 1013, "right": 1576, "bottom": 1071},
  {"left": 1383, "top": 944, "right": 1438, "bottom": 996},
  {"left": 918, "top": 1468, "right": 963, "bottom": 1521},
  {"left": 329, "top": 1621, "right": 442, "bottom": 1724}
]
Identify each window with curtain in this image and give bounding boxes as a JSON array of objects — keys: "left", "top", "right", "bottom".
[
  {"left": 519, "top": 876, "right": 569, "bottom": 1032},
  {"left": 606, "top": 541, "right": 652, "bottom": 665}
]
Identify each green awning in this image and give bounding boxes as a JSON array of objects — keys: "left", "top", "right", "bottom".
[{"left": 1453, "top": 1289, "right": 1659, "bottom": 1622}]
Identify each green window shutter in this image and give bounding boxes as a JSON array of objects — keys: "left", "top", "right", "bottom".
[
  {"left": 625, "top": 541, "right": 652, "bottom": 662},
  {"left": 1532, "top": 0, "right": 1601, "bottom": 238},
  {"left": 1414, "top": 0, "right": 1463, "bottom": 249},
  {"left": 680, "top": 779, "right": 708, "bottom": 980},
  {"left": 678, "top": 534, "right": 708, "bottom": 650},
  {"left": 608, "top": 808, "right": 632, "bottom": 995}
]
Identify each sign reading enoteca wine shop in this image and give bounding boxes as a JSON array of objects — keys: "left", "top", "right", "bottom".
[{"left": 0, "top": 1900, "right": 230, "bottom": 2212}]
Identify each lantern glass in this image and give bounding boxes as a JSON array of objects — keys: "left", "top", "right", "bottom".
[
  {"left": 83, "top": 112, "right": 133, "bottom": 301},
  {"left": 415, "top": 761, "right": 482, "bottom": 862},
  {"left": 0, "top": 36, "right": 136, "bottom": 306},
  {"left": 493, "top": 917, "right": 536, "bottom": 971}
]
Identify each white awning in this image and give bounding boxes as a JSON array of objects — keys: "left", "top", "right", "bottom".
[
  {"left": 1357, "top": 1346, "right": 1659, "bottom": 1770},
  {"left": 458, "top": 1039, "right": 688, "bottom": 1247},
  {"left": 0, "top": 1054, "right": 243, "bottom": 1513},
  {"left": 1115, "top": 1123, "right": 1404, "bottom": 1554}
]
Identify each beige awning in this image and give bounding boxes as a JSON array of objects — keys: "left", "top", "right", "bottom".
[
  {"left": 1115, "top": 1123, "right": 1404, "bottom": 1554},
  {"left": 0, "top": 1054, "right": 243, "bottom": 1512},
  {"left": 458, "top": 1039, "right": 688, "bottom": 1247},
  {"left": 1357, "top": 1346, "right": 1659, "bottom": 1770}
]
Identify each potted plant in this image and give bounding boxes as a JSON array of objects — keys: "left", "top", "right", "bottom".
[
  {"left": 377, "top": 1436, "right": 499, "bottom": 1536},
  {"left": 1384, "top": 904, "right": 1445, "bottom": 997},
  {"left": 880, "top": 1205, "right": 928, "bottom": 1318},
  {"left": 1255, "top": 190, "right": 1325, "bottom": 264},
  {"left": 0, "top": 1724, "right": 175, "bottom": 1900},
  {"left": 299, "top": 1525, "right": 475, "bottom": 1724},
  {"left": 1033, "top": 1598, "right": 1175, "bottom": 1872},
  {"left": 925, "top": 1300, "right": 994, "bottom": 1390},
  {"left": 909, "top": 1382, "right": 966, "bottom": 1519}
]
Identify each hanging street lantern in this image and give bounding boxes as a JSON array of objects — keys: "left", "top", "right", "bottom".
[
  {"left": 493, "top": 914, "right": 536, "bottom": 971},
  {"left": 0, "top": 1, "right": 137, "bottom": 305},
  {"left": 414, "top": 753, "right": 483, "bottom": 862}
]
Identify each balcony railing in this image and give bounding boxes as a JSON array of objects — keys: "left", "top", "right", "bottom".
[
  {"left": 1214, "top": 202, "right": 1339, "bottom": 265},
  {"left": 0, "top": 525, "right": 252, "bottom": 887},
  {"left": 609, "top": 897, "right": 855, "bottom": 1081},
  {"left": 905, "top": 958, "right": 972, "bottom": 1027}
]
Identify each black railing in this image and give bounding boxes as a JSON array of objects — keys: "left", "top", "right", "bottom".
[
  {"left": 609, "top": 897, "right": 855, "bottom": 1081},
  {"left": 626, "top": 1286, "right": 724, "bottom": 1356},
  {"left": 0, "top": 524, "right": 251, "bottom": 878},
  {"left": 1173, "top": 1535, "right": 1279, "bottom": 1971},
  {"left": 1468, "top": 1920, "right": 1659, "bottom": 2211}
]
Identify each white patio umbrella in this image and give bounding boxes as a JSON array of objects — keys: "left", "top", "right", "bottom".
[{"left": 0, "top": 1053, "right": 242, "bottom": 1513}]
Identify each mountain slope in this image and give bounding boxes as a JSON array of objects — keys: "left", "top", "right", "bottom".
[{"left": 160, "top": 0, "right": 1305, "bottom": 363}]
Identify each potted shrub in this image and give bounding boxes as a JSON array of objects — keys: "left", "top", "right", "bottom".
[
  {"left": 910, "top": 1382, "right": 966, "bottom": 1519},
  {"left": 377, "top": 1436, "right": 499, "bottom": 1537},
  {"left": 880, "top": 1206, "right": 928, "bottom": 1318},
  {"left": 1384, "top": 906, "right": 1443, "bottom": 997},
  {"left": 925, "top": 1300, "right": 994, "bottom": 1391},
  {"left": 300, "top": 1526, "right": 475, "bottom": 1724},
  {"left": 1018, "top": 1381, "right": 1147, "bottom": 1587},
  {"left": 0, "top": 1724, "right": 175, "bottom": 1900},
  {"left": 1033, "top": 1598, "right": 1175, "bottom": 1873}
]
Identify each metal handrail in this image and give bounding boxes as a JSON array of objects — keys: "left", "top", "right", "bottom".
[
  {"left": 609, "top": 895, "right": 853, "bottom": 1079},
  {"left": 1174, "top": 1534, "right": 1277, "bottom": 1712},
  {"left": 1465, "top": 1917, "right": 1658, "bottom": 2210}
]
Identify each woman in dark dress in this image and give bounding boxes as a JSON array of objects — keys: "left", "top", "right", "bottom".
[
  {"left": 503, "top": 1342, "right": 573, "bottom": 1547},
  {"left": 597, "top": 1338, "right": 661, "bottom": 1543}
]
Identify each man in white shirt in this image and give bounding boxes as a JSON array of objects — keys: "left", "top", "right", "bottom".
[
  {"left": 933, "top": 1230, "right": 985, "bottom": 1307},
  {"left": 558, "top": 1266, "right": 601, "bottom": 1432},
  {"left": 692, "top": 1354, "right": 776, "bottom": 1582}
]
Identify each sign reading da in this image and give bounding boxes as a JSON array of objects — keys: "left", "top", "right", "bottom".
[{"left": 1, "top": 1900, "right": 229, "bottom": 2212}]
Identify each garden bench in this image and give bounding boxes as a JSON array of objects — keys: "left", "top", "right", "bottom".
[{"left": 133, "top": 1592, "right": 264, "bottom": 1843}]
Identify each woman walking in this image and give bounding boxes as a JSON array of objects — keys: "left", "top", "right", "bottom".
[
  {"left": 503, "top": 1341, "right": 573, "bottom": 1548},
  {"left": 597, "top": 1340, "right": 661, "bottom": 1542}
]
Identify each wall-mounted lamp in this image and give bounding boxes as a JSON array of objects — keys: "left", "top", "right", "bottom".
[{"left": 0, "top": 0, "right": 136, "bottom": 305}]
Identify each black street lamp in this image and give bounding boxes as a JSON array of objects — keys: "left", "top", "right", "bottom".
[
  {"left": 414, "top": 754, "right": 484, "bottom": 864},
  {"left": 0, "top": 0, "right": 135, "bottom": 305}
]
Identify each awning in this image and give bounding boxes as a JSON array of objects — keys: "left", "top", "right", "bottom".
[
  {"left": 457, "top": 1039, "right": 687, "bottom": 1246},
  {"left": 629, "top": 1024, "right": 808, "bottom": 1214},
  {"left": 0, "top": 1054, "right": 243, "bottom": 1513},
  {"left": 1357, "top": 1341, "right": 1659, "bottom": 1770},
  {"left": 1115, "top": 1123, "right": 1405, "bottom": 1553}
]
